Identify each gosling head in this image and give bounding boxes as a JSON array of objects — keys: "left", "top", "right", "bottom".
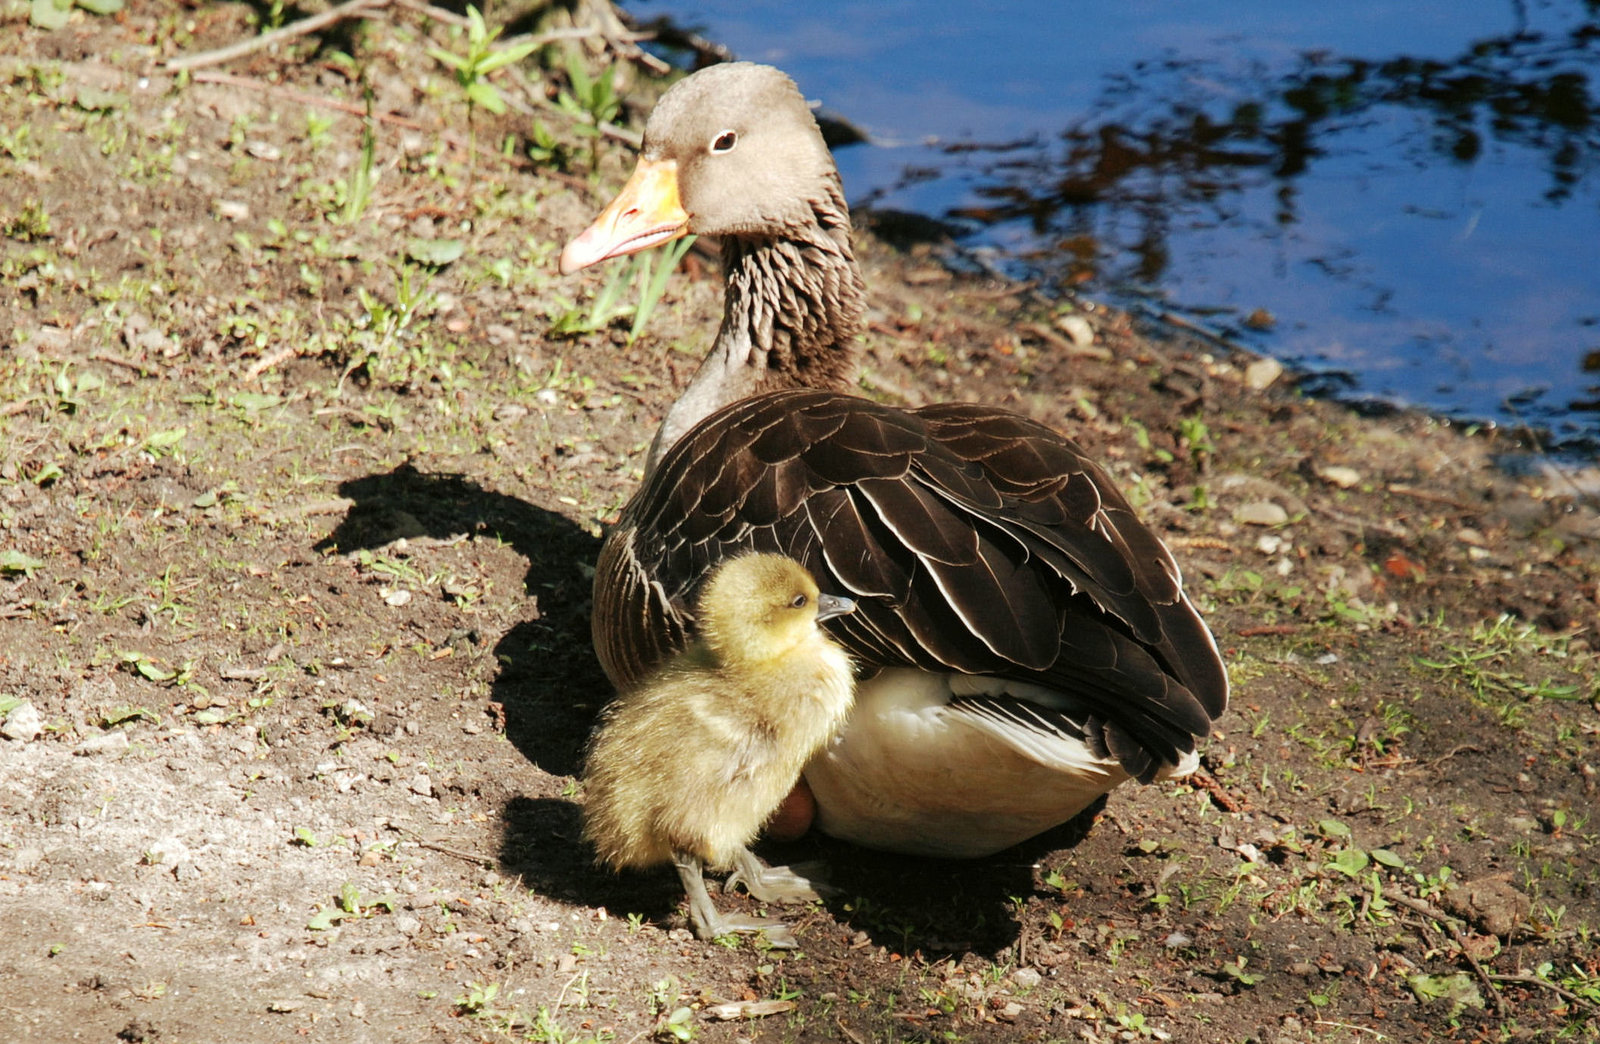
[{"left": 694, "top": 554, "right": 855, "bottom": 666}]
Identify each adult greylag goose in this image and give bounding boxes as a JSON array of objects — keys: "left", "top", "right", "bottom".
[
  {"left": 560, "top": 62, "right": 1227, "bottom": 859},
  {"left": 583, "top": 553, "right": 857, "bottom": 944}
]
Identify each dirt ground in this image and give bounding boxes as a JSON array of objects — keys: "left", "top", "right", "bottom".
[{"left": 3, "top": 3, "right": 1599, "bottom": 1042}]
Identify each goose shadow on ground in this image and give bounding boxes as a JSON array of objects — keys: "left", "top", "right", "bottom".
[{"left": 318, "top": 462, "right": 607, "bottom": 778}]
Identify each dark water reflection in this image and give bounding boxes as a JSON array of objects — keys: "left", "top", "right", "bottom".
[{"left": 623, "top": 0, "right": 1600, "bottom": 455}]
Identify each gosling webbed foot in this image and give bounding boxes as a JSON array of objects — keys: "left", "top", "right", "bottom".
[
  {"left": 672, "top": 850, "right": 800, "bottom": 949},
  {"left": 723, "top": 847, "right": 836, "bottom": 903},
  {"left": 699, "top": 912, "right": 800, "bottom": 949}
]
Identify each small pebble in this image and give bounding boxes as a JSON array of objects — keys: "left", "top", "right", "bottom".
[
  {"left": 1317, "top": 465, "right": 1362, "bottom": 489},
  {"left": 1162, "top": 931, "right": 1193, "bottom": 948},
  {"left": 1235, "top": 500, "right": 1289, "bottom": 526},
  {"left": 340, "top": 698, "right": 373, "bottom": 723},
  {"left": 1, "top": 701, "right": 43, "bottom": 741},
  {"left": 1244, "top": 357, "right": 1283, "bottom": 391},
  {"left": 144, "top": 837, "right": 192, "bottom": 867},
  {"left": 74, "top": 730, "right": 131, "bottom": 757},
  {"left": 1011, "top": 967, "right": 1042, "bottom": 989},
  {"left": 215, "top": 200, "right": 250, "bottom": 221},
  {"left": 1055, "top": 314, "right": 1095, "bottom": 348}
]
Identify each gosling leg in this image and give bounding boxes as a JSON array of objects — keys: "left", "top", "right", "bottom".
[
  {"left": 724, "top": 846, "right": 834, "bottom": 904},
  {"left": 671, "top": 851, "right": 799, "bottom": 948}
]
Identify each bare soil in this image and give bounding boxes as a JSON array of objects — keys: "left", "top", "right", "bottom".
[{"left": 2, "top": 4, "right": 1599, "bottom": 1043}]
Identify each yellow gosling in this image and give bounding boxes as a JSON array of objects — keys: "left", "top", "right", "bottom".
[{"left": 582, "top": 553, "right": 855, "bottom": 944}]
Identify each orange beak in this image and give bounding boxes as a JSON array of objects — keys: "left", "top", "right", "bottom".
[{"left": 558, "top": 158, "right": 690, "bottom": 276}]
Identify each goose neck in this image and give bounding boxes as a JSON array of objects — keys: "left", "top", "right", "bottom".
[{"left": 645, "top": 193, "right": 867, "bottom": 472}]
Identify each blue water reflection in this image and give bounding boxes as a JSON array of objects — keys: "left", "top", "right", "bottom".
[{"left": 622, "top": 0, "right": 1600, "bottom": 454}]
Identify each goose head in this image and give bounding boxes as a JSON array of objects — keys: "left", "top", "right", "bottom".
[
  {"left": 560, "top": 63, "right": 837, "bottom": 274},
  {"left": 559, "top": 63, "right": 868, "bottom": 465},
  {"left": 696, "top": 553, "right": 856, "bottom": 668}
]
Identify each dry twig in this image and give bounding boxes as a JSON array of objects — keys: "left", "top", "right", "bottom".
[
  {"left": 190, "top": 69, "right": 426, "bottom": 128},
  {"left": 392, "top": 827, "right": 496, "bottom": 867},
  {"left": 166, "top": 0, "right": 607, "bottom": 79},
  {"left": 245, "top": 345, "right": 299, "bottom": 382},
  {"left": 1187, "top": 765, "right": 1247, "bottom": 812},
  {"left": 1380, "top": 888, "right": 1506, "bottom": 1016},
  {"left": 1487, "top": 973, "right": 1600, "bottom": 1013},
  {"left": 165, "top": 0, "right": 390, "bottom": 73}
]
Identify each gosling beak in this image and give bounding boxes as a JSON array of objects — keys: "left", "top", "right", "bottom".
[
  {"left": 815, "top": 593, "right": 856, "bottom": 623},
  {"left": 558, "top": 157, "right": 691, "bottom": 275}
]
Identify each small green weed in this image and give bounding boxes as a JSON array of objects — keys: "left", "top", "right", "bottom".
[
  {"left": 1176, "top": 415, "right": 1215, "bottom": 470},
  {"left": 4, "top": 199, "right": 51, "bottom": 241},
  {"left": 657, "top": 1005, "right": 696, "bottom": 1041},
  {"left": 428, "top": 5, "right": 537, "bottom": 160},
  {"left": 454, "top": 979, "right": 505, "bottom": 1016},
  {"left": 307, "top": 881, "right": 397, "bottom": 930},
  {"left": 0, "top": 551, "right": 46, "bottom": 577},
  {"left": 552, "top": 236, "right": 695, "bottom": 343},
  {"left": 0, "top": 123, "right": 35, "bottom": 161},
  {"left": 1418, "top": 613, "right": 1589, "bottom": 723},
  {"left": 554, "top": 47, "right": 621, "bottom": 173},
  {"left": 342, "top": 93, "right": 377, "bottom": 225},
  {"left": 30, "top": 0, "right": 122, "bottom": 32}
]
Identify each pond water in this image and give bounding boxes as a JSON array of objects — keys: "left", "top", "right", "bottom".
[{"left": 621, "top": 0, "right": 1600, "bottom": 456}]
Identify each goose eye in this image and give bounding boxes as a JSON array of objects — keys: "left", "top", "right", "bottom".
[
  {"left": 709, "top": 130, "right": 738, "bottom": 154},
  {"left": 789, "top": 593, "right": 808, "bottom": 610}
]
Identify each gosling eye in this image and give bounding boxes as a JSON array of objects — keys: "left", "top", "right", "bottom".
[
  {"left": 709, "top": 129, "right": 738, "bottom": 154},
  {"left": 789, "top": 593, "right": 808, "bottom": 610}
]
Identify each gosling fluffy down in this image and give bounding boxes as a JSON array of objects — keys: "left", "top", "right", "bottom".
[{"left": 582, "top": 553, "right": 856, "bottom": 875}]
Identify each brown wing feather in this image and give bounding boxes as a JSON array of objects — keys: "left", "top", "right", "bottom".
[{"left": 595, "top": 388, "right": 1228, "bottom": 774}]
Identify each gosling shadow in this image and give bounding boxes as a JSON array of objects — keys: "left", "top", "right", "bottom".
[
  {"left": 501, "top": 795, "right": 697, "bottom": 925},
  {"left": 498, "top": 793, "right": 1107, "bottom": 950}
]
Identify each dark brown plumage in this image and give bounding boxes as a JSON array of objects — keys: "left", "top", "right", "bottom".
[{"left": 564, "top": 63, "right": 1228, "bottom": 859}]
